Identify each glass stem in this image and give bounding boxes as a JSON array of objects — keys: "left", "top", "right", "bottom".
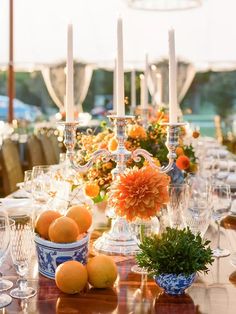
[
  {"left": 18, "top": 276, "right": 28, "bottom": 292},
  {"left": 216, "top": 220, "right": 221, "bottom": 251}
]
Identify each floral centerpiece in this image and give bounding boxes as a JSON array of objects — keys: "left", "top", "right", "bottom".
[{"left": 77, "top": 111, "right": 198, "bottom": 203}]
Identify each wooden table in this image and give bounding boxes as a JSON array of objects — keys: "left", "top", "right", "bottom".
[{"left": 2, "top": 214, "right": 236, "bottom": 314}]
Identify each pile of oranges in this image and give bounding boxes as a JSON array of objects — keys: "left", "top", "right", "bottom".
[
  {"left": 35, "top": 205, "right": 118, "bottom": 295},
  {"left": 55, "top": 255, "right": 118, "bottom": 294},
  {"left": 35, "top": 204, "right": 92, "bottom": 243}
]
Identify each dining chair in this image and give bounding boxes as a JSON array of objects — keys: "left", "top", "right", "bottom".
[
  {"left": 27, "top": 135, "right": 46, "bottom": 169},
  {"left": 49, "top": 135, "right": 61, "bottom": 164},
  {"left": 0, "top": 139, "right": 24, "bottom": 195},
  {"left": 38, "top": 134, "right": 58, "bottom": 165}
]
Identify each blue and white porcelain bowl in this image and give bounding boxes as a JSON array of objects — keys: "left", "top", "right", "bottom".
[
  {"left": 34, "top": 233, "right": 90, "bottom": 279},
  {"left": 154, "top": 273, "right": 196, "bottom": 295}
]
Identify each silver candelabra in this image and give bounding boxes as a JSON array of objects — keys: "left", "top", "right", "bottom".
[{"left": 61, "top": 115, "right": 184, "bottom": 255}]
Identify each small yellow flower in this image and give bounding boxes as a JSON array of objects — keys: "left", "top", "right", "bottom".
[{"left": 108, "top": 137, "right": 118, "bottom": 152}]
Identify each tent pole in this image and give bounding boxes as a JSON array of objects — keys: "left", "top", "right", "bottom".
[{"left": 8, "top": 0, "right": 14, "bottom": 123}]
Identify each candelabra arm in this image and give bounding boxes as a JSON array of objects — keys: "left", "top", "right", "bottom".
[{"left": 69, "top": 149, "right": 112, "bottom": 173}]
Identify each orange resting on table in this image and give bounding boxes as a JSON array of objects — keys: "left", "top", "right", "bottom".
[
  {"left": 48, "top": 216, "right": 79, "bottom": 243},
  {"left": 35, "top": 210, "right": 61, "bottom": 240},
  {"left": 55, "top": 260, "right": 88, "bottom": 294},
  {"left": 84, "top": 182, "right": 100, "bottom": 198},
  {"left": 66, "top": 205, "right": 92, "bottom": 234},
  {"left": 87, "top": 255, "right": 118, "bottom": 288}
]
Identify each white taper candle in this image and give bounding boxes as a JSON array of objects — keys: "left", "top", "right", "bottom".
[
  {"left": 116, "top": 17, "right": 125, "bottom": 116},
  {"left": 140, "top": 74, "right": 145, "bottom": 108},
  {"left": 131, "top": 69, "right": 136, "bottom": 109},
  {"left": 143, "top": 54, "right": 149, "bottom": 109},
  {"left": 65, "top": 24, "right": 74, "bottom": 122},
  {"left": 168, "top": 29, "right": 178, "bottom": 123},
  {"left": 156, "top": 73, "right": 162, "bottom": 104},
  {"left": 113, "top": 59, "right": 117, "bottom": 113}
]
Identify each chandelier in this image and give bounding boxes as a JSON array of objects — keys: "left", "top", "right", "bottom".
[{"left": 127, "top": 0, "right": 202, "bottom": 11}]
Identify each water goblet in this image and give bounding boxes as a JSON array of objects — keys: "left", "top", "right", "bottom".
[
  {"left": 10, "top": 215, "right": 36, "bottom": 299},
  {"left": 31, "top": 165, "right": 51, "bottom": 205},
  {"left": 0, "top": 213, "right": 15, "bottom": 308},
  {"left": 167, "top": 184, "right": 190, "bottom": 229},
  {"left": 182, "top": 199, "right": 212, "bottom": 238},
  {"left": 183, "top": 179, "right": 212, "bottom": 237},
  {"left": 23, "top": 170, "right": 32, "bottom": 194},
  {"left": 211, "top": 184, "right": 231, "bottom": 257}
]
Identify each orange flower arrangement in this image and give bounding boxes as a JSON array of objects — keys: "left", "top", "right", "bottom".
[
  {"left": 109, "top": 166, "right": 170, "bottom": 221},
  {"left": 176, "top": 155, "right": 190, "bottom": 170},
  {"left": 127, "top": 125, "right": 147, "bottom": 139}
]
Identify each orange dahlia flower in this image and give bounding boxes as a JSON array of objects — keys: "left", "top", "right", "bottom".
[
  {"left": 176, "top": 155, "right": 190, "bottom": 170},
  {"left": 109, "top": 167, "right": 170, "bottom": 221}
]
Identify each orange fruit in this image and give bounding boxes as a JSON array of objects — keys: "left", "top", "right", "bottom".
[
  {"left": 55, "top": 261, "right": 88, "bottom": 294},
  {"left": 176, "top": 155, "right": 190, "bottom": 170},
  {"left": 175, "top": 146, "right": 184, "bottom": 156},
  {"left": 87, "top": 255, "right": 118, "bottom": 288},
  {"left": 48, "top": 216, "right": 79, "bottom": 243},
  {"left": 108, "top": 137, "right": 118, "bottom": 152},
  {"left": 84, "top": 182, "right": 100, "bottom": 198},
  {"left": 66, "top": 205, "right": 92, "bottom": 234},
  {"left": 35, "top": 210, "right": 61, "bottom": 240},
  {"left": 192, "top": 130, "right": 200, "bottom": 138}
]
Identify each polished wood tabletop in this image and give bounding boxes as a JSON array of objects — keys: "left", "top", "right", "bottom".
[{"left": 2, "top": 212, "right": 236, "bottom": 314}]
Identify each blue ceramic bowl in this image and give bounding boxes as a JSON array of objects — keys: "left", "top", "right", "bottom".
[
  {"left": 154, "top": 273, "right": 196, "bottom": 295},
  {"left": 34, "top": 233, "right": 90, "bottom": 279}
]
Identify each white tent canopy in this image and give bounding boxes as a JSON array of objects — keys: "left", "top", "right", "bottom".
[{"left": 1, "top": 0, "right": 236, "bottom": 71}]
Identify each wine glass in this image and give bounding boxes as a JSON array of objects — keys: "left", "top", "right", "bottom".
[
  {"left": 31, "top": 165, "right": 51, "bottom": 205},
  {"left": 10, "top": 214, "right": 36, "bottom": 299},
  {"left": 211, "top": 184, "right": 231, "bottom": 257},
  {"left": 0, "top": 213, "right": 15, "bottom": 308},
  {"left": 23, "top": 170, "right": 32, "bottom": 194},
  {"left": 182, "top": 178, "right": 212, "bottom": 237},
  {"left": 167, "top": 184, "right": 190, "bottom": 228}
]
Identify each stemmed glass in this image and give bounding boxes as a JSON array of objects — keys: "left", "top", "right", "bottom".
[
  {"left": 211, "top": 184, "right": 231, "bottom": 257},
  {"left": 31, "top": 165, "right": 51, "bottom": 203},
  {"left": 23, "top": 170, "right": 32, "bottom": 195},
  {"left": 182, "top": 178, "right": 212, "bottom": 237},
  {"left": 10, "top": 214, "right": 36, "bottom": 299},
  {"left": 0, "top": 213, "right": 15, "bottom": 308},
  {"left": 167, "top": 184, "right": 190, "bottom": 228}
]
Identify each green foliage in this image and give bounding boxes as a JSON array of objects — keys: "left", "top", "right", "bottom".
[
  {"left": 183, "top": 144, "right": 197, "bottom": 163},
  {"left": 136, "top": 227, "right": 214, "bottom": 276}
]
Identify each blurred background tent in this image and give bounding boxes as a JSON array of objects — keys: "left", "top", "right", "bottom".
[
  {"left": 1, "top": 0, "right": 236, "bottom": 70},
  {"left": 1, "top": 0, "right": 236, "bottom": 135}
]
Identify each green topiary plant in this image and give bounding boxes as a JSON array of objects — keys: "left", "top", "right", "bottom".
[{"left": 136, "top": 227, "right": 214, "bottom": 276}]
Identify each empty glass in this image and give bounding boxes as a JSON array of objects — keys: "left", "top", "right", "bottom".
[
  {"left": 211, "top": 184, "right": 231, "bottom": 257},
  {"left": 23, "top": 170, "right": 32, "bottom": 194},
  {"left": 183, "top": 177, "right": 212, "bottom": 237},
  {"left": 31, "top": 165, "right": 51, "bottom": 204},
  {"left": 10, "top": 215, "right": 36, "bottom": 299},
  {"left": 167, "top": 184, "right": 190, "bottom": 228},
  {"left": 0, "top": 213, "right": 15, "bottom": 308}
]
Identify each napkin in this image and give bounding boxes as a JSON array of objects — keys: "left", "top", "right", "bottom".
[{"left": 0, "top": 198, "right": 33, "bottom": 216}]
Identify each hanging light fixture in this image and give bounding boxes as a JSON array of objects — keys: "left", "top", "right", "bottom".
[{"left": 127, "top": 0, "right": 202, "bottom": 11}]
